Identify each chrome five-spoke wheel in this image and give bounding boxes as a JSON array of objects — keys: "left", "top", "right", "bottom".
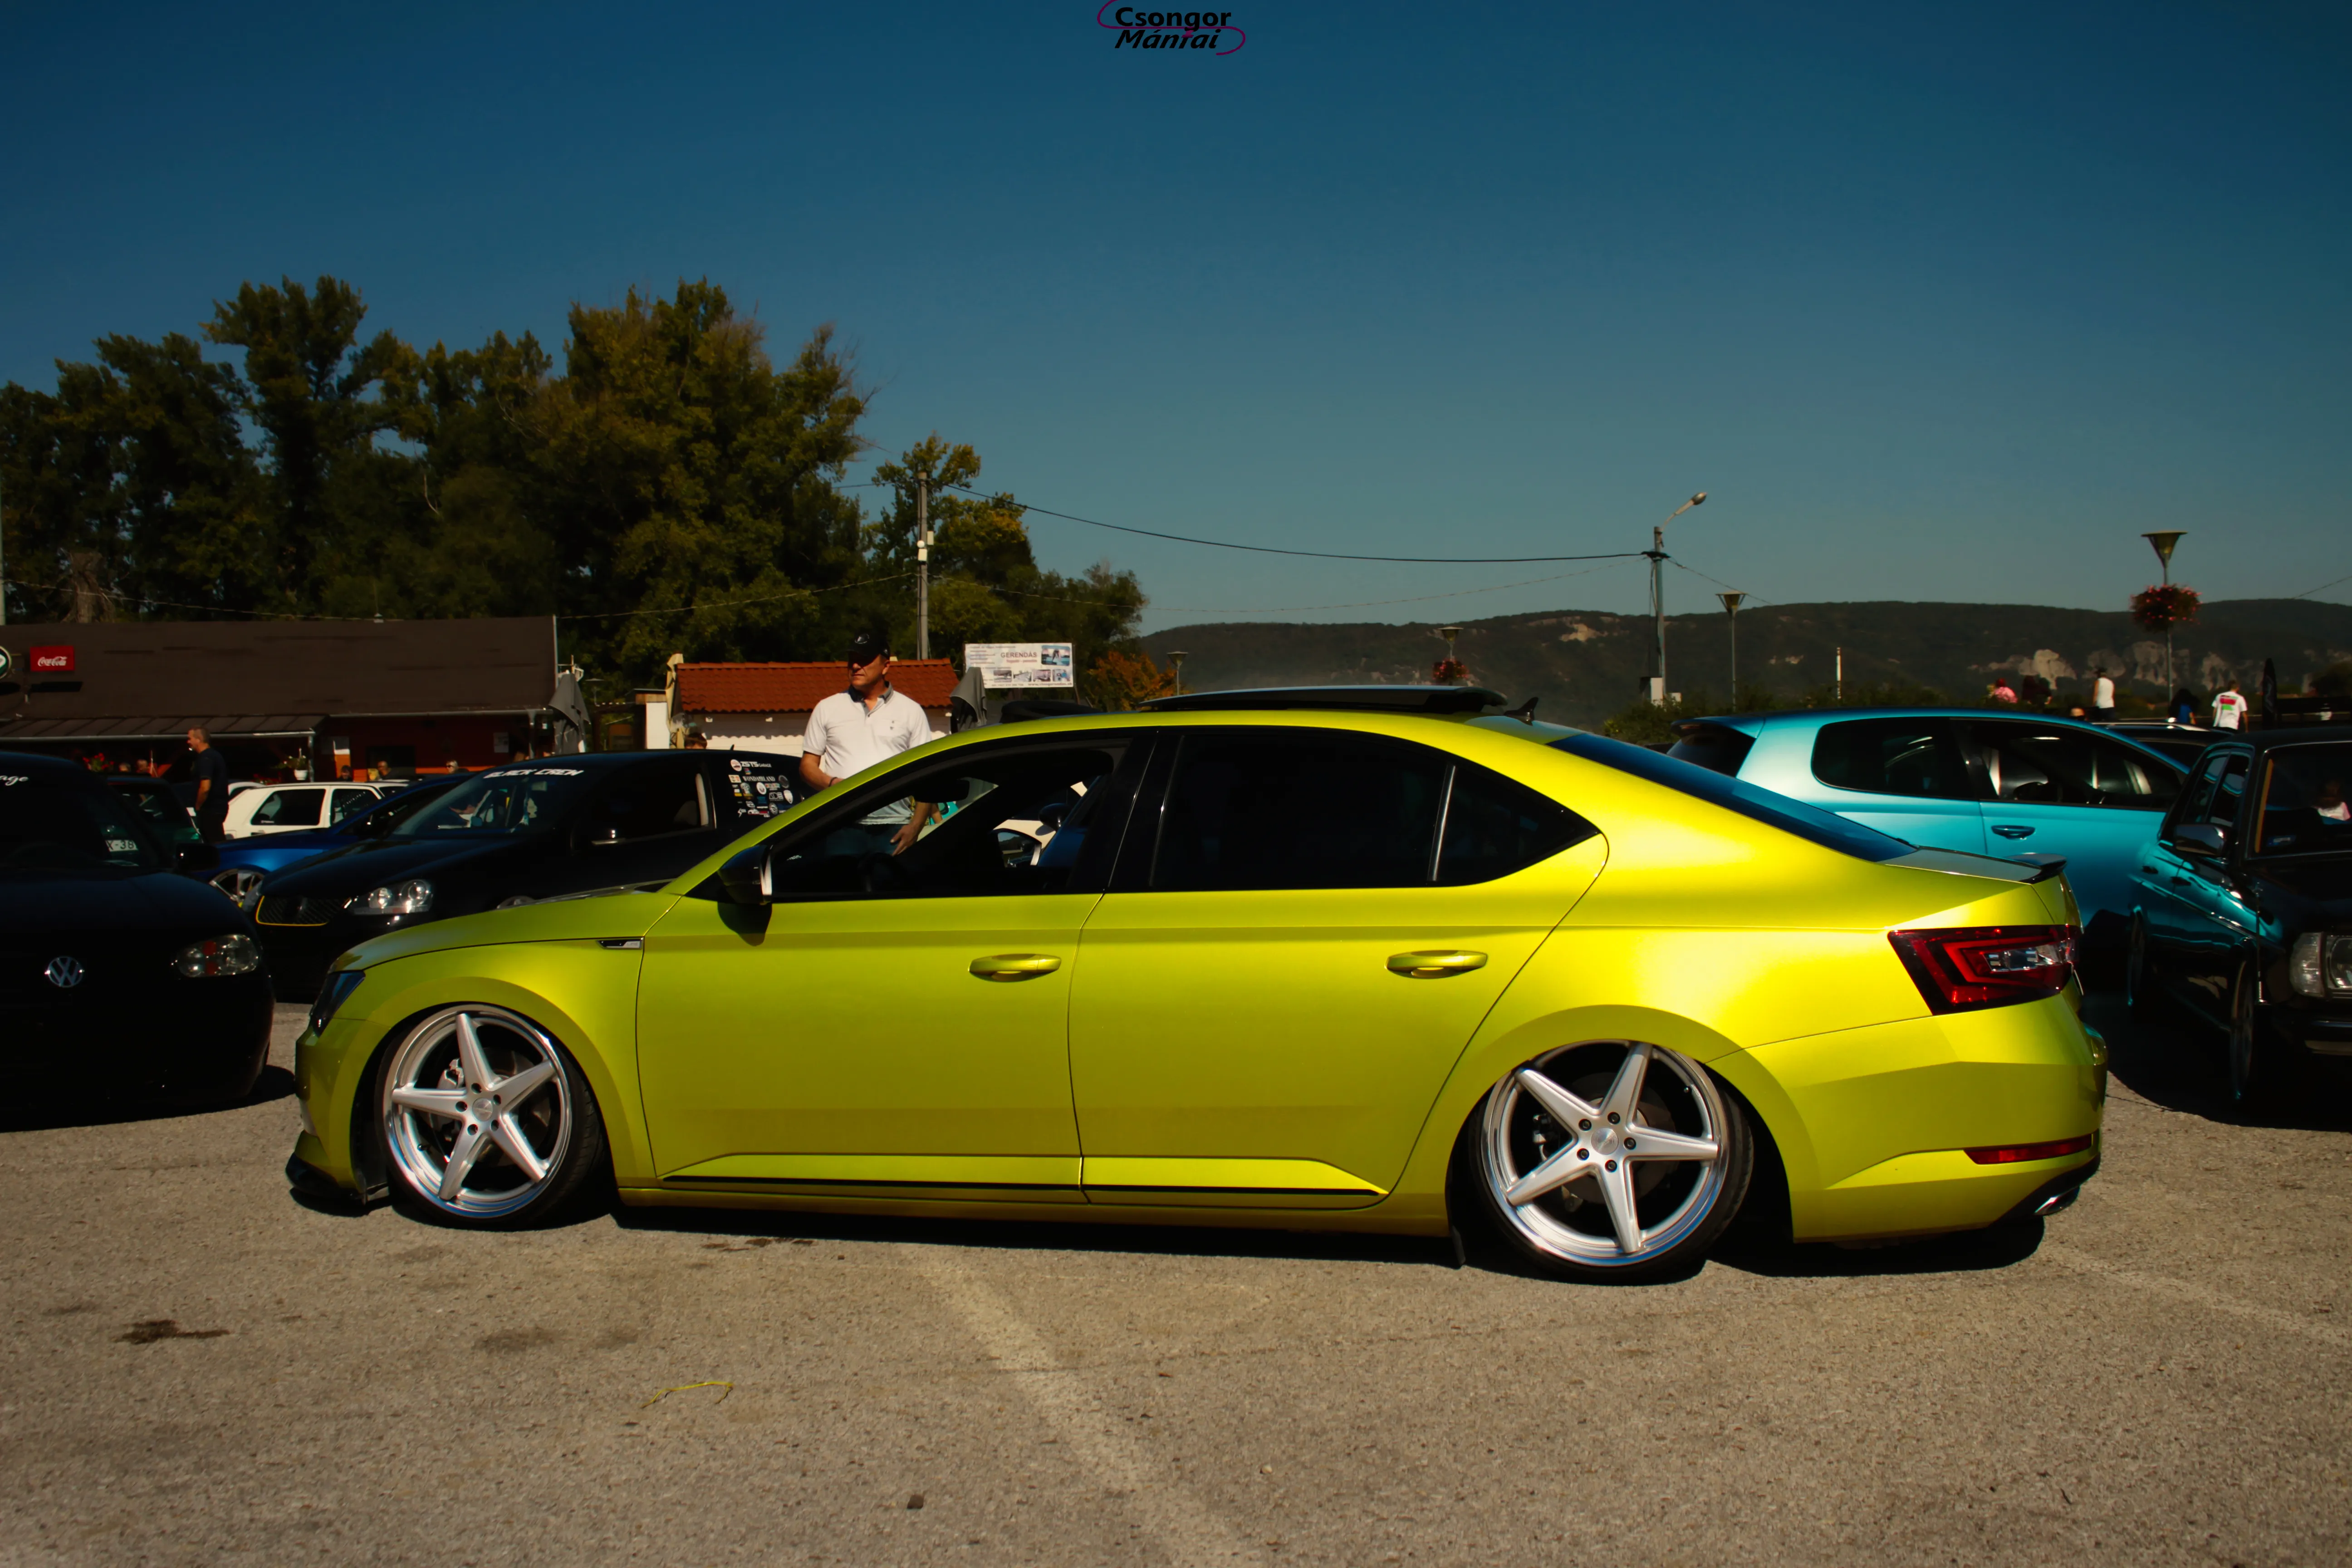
[
  {"left": 1471, "top": 1040, "right": 1753, "bottom": 1279},
  {"left": 379, "top": 1005, "right": 605, "bottom": 1225}
]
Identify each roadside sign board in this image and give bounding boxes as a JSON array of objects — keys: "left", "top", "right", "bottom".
[
  {"left": 963, "top": 642, "right": 1074, "bottom": 688},
  {"left": 28, "top": 645, "right": 74, "bottom": 673}
]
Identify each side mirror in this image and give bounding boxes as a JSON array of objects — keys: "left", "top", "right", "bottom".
[
  {"left": 2169, "top": 822, "right": 2228, "bottom": 858},
  {"left": 717, "top": 843, "right": 772, "bottom": 905}
]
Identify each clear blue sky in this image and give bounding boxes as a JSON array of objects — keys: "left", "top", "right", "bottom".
[{"left": 5, "top": 1, "right": 2347, "bottom": 631}]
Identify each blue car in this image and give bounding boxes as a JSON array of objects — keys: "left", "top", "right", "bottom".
[
  {"left": 1667, "top": 708, "right": 2188, "bottom": 951},
  {"left": 206, "top": 776, "right": 464, "bottom": 901}
]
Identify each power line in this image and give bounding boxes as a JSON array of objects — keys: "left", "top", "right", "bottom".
[{"left": 941, "top": 484, "right": 1646, "bottom": 565}]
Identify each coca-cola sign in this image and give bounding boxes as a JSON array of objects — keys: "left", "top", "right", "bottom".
[{"left": 28, "top": 645, "right": 74, "bottom": 673}]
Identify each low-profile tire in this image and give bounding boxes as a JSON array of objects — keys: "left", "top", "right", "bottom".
[
  {"left": 2225, "top": 960, "right": 2274, "bottom": 1106},
  {"left": 376, "top": 1004, "right": 609, "bottom": 1229},
  {"left": 1460, "top": 1039, "right": 1753, "bottom": 1283}
]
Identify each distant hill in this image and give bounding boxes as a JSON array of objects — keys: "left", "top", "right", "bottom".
[{"left": 1140, "top": 598, "right": 2352, "bottom": 729}]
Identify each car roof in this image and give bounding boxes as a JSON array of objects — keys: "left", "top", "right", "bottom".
[
  {"left": 1142, "top": 685, "right": 1509, "bottom": 716},
  {"left": 0, "top": 749, "right": 108, "bottom": 783},
  {"left": 2185, "top": 725, "right": 2352, "bottom": 752}
]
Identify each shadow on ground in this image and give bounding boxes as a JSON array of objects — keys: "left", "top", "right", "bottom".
[
  {"left": 0, "top": 1065, "right": 294, "bottom": 1134},
  {"left": 2086, "top": 987, "right": 2352, "bottom": 1133}
]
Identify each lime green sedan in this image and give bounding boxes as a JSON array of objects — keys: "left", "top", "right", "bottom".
[{"left": 288, "top": 689, "right": 2104, "bottom": 1282}]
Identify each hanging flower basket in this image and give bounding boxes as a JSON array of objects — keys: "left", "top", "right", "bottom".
[
  {"left": 2131, "top": 583, "right": 2200, "bottom": 633},
  {"left": 1431, "top": 657, "right": 1469, "bottom": 685}
]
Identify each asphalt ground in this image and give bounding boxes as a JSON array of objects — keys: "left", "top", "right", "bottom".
[{"left": 2, "top": 993, "right": 2347, "bottom": 1567}]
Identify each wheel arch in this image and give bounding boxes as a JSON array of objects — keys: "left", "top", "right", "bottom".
[
  {"left": 333, "top": 956, "right": 653, "bottom": 1189},
  {"left": 1392, "top": 1003, "right": 1821, "bottom": 1218}
]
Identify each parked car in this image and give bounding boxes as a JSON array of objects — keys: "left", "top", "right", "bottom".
[
  {"left": 1667, "top": 708, "right": 2186, "bottom": 951},
  {"left": 251, "top": 750, "right": 798, "bottom": 1000},
  {"left": 0, "top": 752, "right": 272, "bottom": 1104},
  {"left": 223, "top": 781, "right": 390, "bottom": 840},
  {"left": 2097, "top": 720, "right": 2224, "bottom": 770},
  {"left": 288, "top": 687, "right": 2101, "bottom": 1283},
  {"left": 2128, "top": 730, "right": 2352, "bottom": 1100},
  {"left": 207, "top": 776, "right": 465, "bottom": 902},
  {"left": 105, "top": 774, "right": 206, "bottom": 848}
]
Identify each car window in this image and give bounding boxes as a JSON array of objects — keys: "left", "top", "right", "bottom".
[
  {"left": 2201, "top": 753, "right": 2250, "bottom": 831},
  {"left": 1811, "top": 719, "right": 1973, "bottom": 800},
  {"left": 713, "top": 753, "right": 797, "bottom": 823},
  {"left": 1436, "top": 761, "right": 1597, "bottom": 886},
  {"left": 1553, "top": 732, "right": 1911, "bottom": 862},
  {"left": 0, "top": 774, "right": 171, "bottom": 873},
  {"left": 587, "top": 760, "right": 710, "bottom": 842},
  {"left": 1664, "top": 722, "right": 1756, "bottom": 779},
  {"left": 329, "top": 787, "right": 377, "bottom": 823},
  {"left": 1964, "top": 721, "right": 2180, "bottom": 811},
  {"left": 763, "top": 741, "right": 1132, "bottom": 899},
  {"left": 392, "top": 764, "right": 594, "bottom": 836},
  {"left": 2252, "top": 742, "right": 2352, "bottom": 856},
  {"left": 250, "top": 787, "right": 324, "bottom": 827},
  {"left": 1150, "top": 731, "right": 1452, "bottom": 892}
]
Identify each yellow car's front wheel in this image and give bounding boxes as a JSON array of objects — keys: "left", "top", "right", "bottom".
[
  {"left": 377, "top": 1004, "right": 610, "bottom": 1228},
  {"left": 1466, "top": 1040, "right": 1754, "bottom": 1282}
]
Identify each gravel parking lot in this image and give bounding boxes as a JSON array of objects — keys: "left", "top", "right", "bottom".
[{"left": 2, "top": 995, "right": 2346, "bottom": 1567}]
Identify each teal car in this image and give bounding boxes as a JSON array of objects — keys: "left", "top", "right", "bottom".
[{"left": 1670, "top": 709, "right": 2186, "bottom": 952}]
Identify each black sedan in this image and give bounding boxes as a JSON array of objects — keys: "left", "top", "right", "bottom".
[
  {"left": 1, "top": 752, "right": 273, "bottom": 1105},
  {"left": 250, "top": 749, "right": 797, "bottom": 999},
  {"left": 2128, "top": 729, "right": 2352, "bottom": 1099}
]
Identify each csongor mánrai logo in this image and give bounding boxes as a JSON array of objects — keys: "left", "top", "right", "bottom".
[{"left": 1098, "top": 4, "right": 1245, "bottom": 54}]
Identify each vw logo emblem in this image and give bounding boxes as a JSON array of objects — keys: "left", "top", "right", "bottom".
[{"left": 45, "top": 956, "right": 84, "bottom": 989}]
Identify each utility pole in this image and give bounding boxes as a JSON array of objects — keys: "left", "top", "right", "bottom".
[
  {"left": 1835, "top": 647, "right": 1844, "bottom": 704},
  {"left": 1647, "top": 493, "right": 1706, "bottom": 702},
  {"left": 1718, "top": 593, "right": 1745, "bottom": 700},
  {"left": 2143, "top": 530, "right": 2185, "bottom": 700},
  {"left": 915, "top": 472, "right": 931, "bottom": 661}
]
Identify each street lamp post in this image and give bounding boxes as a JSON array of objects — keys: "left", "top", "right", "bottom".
[
  {"left": 2143, "top": 530, "right": 2186, "bottom": 697},
  {"left": 1718, "top": 592, "right": 1745, "bottom": 701},
  {"left": 1166, "top": 649, "right": 1188, "bottom": 696},
  {"left": 1647, "top": 493, "right": 1707, "bottom": 702}
]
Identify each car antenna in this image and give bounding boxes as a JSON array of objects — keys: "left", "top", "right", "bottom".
[{"left": 1502, "top": 695, "right": 1540, "bottom": 725}]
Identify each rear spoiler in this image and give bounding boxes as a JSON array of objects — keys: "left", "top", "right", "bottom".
[{"left": 1885, "top": 847, "right": 2069, "bottom": 884}]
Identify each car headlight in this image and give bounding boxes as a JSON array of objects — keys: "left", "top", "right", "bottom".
[
  {"left": 172, "top": 933, "right": 262, "bottom": 978},
  {"left": 349, "top": 878, "right": 434, "bottom": 916},
  {"left": 2289, "top": 932, "right": 2352, "bottom": 998},
  {"left": 309, "top": 968, "right": 367, "bottom": 1035}
]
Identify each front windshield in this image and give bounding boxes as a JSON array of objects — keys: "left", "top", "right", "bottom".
[
  {"left": 0, "top": 772, "right": 172, "bottom": 873},
  {"left": 389, "top": 764, "right": 594, "bottom": 838},
  {"left": 2252, "top": 743, "right": 2352, "bottom": 857}
]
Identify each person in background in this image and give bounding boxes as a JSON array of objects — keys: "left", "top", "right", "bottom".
[
  {"left": 2065, "top": 702, "right": 2089, "bottom": 720},
  {"left": 1990, "top": 678, "right": 2018, "bottom": 704},
  {"left": 799, "top": 628, "right": 937, "bottom": 855},
  {"left": 2212, "top": 678, "right": 2249, "bottom": 730},
  {"left": 2171, "top": 687, "right": 2198, "bottom": 725},
  {"left": 2091, "top": 666, "right": 2115, "bottom": 715},
  {"left": 186, "top": 727, "right": 230, "bottom": 843},
  {"left": 2316, "top": 778, "right": 2350, "bottom": 823},
  {"left": 683, "top": 730, "right": 708, "bottom": 749}
]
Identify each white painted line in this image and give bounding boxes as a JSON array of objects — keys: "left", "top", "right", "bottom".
[
  {"left": 2042, "top": 1243, "right": 2349, "bottom": 1350},
  {"left": 910, "top": 1248, "right": 1263, "bottom": 1567}
]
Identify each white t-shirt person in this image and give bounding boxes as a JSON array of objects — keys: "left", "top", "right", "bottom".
[
  {"left": 2212, "top": 686, "right": 2249, "bottom": 730},
  {"left": 2092, "top": 673, "right": 2115, "bottom": 711},
  {"left": 802, "top": 687, "right": 934, "bottom": 820}
]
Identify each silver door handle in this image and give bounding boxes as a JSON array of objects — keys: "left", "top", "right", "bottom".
[{"left": 1990, "top": 825, "right": 2035, "bottom": 840}]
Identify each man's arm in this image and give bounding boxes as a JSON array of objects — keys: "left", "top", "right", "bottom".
[
  {"left": 800, "top": 752, "right": 832, "bottom": 793},
  {"left": 890, "top": 802, "right": 935, "bottom": 855}
]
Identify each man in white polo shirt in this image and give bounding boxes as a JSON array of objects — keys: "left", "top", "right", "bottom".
[{"left": 800, "top": 628, "right": 937, "bottom": 854}]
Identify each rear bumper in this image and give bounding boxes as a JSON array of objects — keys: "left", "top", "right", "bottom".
[{"left": 1727, "top": 994, "right": 2106, "bottom": 1243}]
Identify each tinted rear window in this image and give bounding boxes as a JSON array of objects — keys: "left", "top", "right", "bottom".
[
  {"left": 1550, "top": 733, "right": 1911, "bottom": 862},
  {"left": 1665, "top": 722, "right": 1756, "bottom": 778}
]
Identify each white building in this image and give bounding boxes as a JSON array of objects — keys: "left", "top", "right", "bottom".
[{"left": 669, "top": 658, "right": 959, "bottom": 755}]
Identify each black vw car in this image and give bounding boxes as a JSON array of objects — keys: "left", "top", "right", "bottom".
[
  {"left": 2128, "top": 729, "right": 2352, "bottom": 1099},
  {"left": 249, "top": 749, "right": 799, "bottom": 999},
  {"left": 1, "top": 752, "right": 272, "bottom": 1105}
]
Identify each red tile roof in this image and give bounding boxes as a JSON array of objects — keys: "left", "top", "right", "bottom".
[{"left": 676, "top": 659, "right": 961, "bottom": 714}]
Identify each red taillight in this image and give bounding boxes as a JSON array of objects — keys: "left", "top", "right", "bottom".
[
  {"left": 1888, "top": 924, "right": 2078, "bottom": 1014},
  {"left": 1966, "top": 1134, "right": 2095, "bottom": 1165}
]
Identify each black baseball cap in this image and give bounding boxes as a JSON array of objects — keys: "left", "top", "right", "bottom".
[{"left": 846, "top": 628, "right": 892, "bottom": 664}]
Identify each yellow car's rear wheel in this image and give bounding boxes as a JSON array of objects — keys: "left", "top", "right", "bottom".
[{"left": 1469, "top": 1040, "right": 1752, "bottom": 1281}]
